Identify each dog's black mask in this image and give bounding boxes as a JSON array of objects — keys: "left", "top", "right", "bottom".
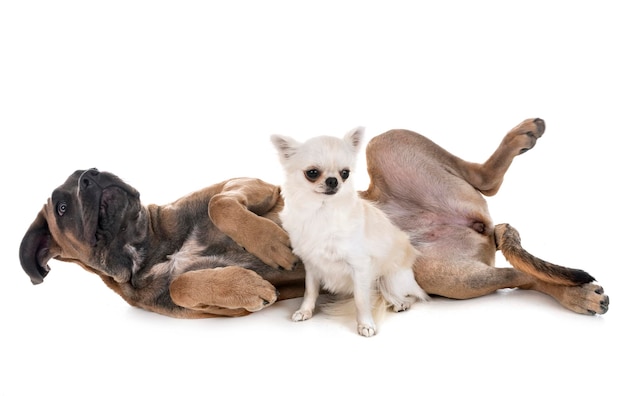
[{"left": 19, "top": 168, "right": 143, "bottom": 285}]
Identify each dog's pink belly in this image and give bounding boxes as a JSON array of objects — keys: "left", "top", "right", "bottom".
[
  {"left": 409, "top": 222, "right": 486, "bottom": 243},
  {"left": 383, "top": 208, "right": 494, "bottom": 265},
  {"left": 395, "top": 215, "right": 491, "bottom": 240},
  {"left": 404, "top": 220, "right": 496, "bottom": 267}
]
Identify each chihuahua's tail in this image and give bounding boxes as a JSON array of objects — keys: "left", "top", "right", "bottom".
[{"left": 495, "top": 223, "right": 595, "bottom": 286}]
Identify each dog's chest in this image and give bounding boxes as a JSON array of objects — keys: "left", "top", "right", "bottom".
[
  {"left": 297, "top": 230, "right": 359, "bottom": 294},
  {"left": 282, "top": 204, "right": 366, "bottom": 293},
  {"left": 285, "top": 203, "right": 362, "bottom": 249}
]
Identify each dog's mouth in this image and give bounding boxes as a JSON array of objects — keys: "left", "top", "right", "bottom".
[
  {"left": 320, "top": 185, "right": 339, "bottom": 195},
  {"left": 77, "top": 169, "right": 140, "bottom": 247},
  {"left": 94, "top": 186, "right": 133, "bottom": 244},
  {"left": 99, "top": 187, "right": 123, "bottom": 218}
]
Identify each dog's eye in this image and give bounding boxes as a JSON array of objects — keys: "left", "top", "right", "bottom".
[
  {"left": 56, "top": 201, "right": 68, "bottom": 217},
  {"left": 340, "top": 169, "right": 350, "bottom": 181},
  {"left": 305, "top": 169, "right": 320, "bottom": 181}
]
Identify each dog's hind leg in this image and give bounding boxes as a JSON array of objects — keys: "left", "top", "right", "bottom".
[
  {"left": 453, "top": 118, "right": 546, "bottom": 196},
  {"left": 494, "top": 223, "right": 609, "bottom": 314},
  {"left": 412, "top": 226, "right": 609, "bottom": 315},
  {"left": 413, "top": 252, "right": 537, "bottom": 300}
]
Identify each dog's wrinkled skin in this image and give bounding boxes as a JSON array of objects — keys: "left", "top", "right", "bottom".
[{"left": 19, "top": 118, "right": 609, "bottom": 318}]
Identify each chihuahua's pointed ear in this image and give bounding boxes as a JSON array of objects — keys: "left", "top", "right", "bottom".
[
  {"left": 344, "top": 126, "right": 365, "bottom": 152},
  {"left": 270, "top": 134, "right": 301, "bottom": 164}
]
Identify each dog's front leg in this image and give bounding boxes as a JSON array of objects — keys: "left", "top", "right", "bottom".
[
  {"left": 292, "top": 272, "right": 320, "bottom": 322},
  {"left": 352, "top": 262, "right": 376, "bottom": 337},
  {"left": 169, "top": 266, "right": 279, "bottom": 317},
  {"left": 209, "top": 178, "right": 299, "bottom": 270}
]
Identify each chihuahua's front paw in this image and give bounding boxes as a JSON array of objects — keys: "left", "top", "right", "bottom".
[
  {"left": 357, "top": 323, "right": 377, "bottom": 337},
  {"left": 292, "top": 309, "right": 313, "bottom": 322}
]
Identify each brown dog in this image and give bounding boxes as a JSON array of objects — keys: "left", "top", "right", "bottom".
[
  {"left": 18, "top": 118, "right": 608, "bottom": 318},
  {"left": 362, "top": 118, "right": 608, "bottom": 315},
  {"left": 19, "top": 173, "right": 304, "bottom": 318}
]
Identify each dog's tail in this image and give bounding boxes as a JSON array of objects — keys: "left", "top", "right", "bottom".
[{"left": 495, "top": 223, "right": 595, "bottom": 286}]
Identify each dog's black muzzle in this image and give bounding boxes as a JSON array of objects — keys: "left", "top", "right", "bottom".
[{"left": 78, "top": 168, "right": 102, "bottom": 192}]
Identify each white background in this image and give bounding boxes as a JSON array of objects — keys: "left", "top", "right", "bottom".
[{"left": 1, "top": 1, "right": 624, "bottom": 395}]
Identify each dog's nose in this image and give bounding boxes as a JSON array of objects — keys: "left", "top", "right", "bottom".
[
  {"left": 326, "top": 177, "right": 338, "bottom": 188},
  {"left": 79, "top": 168, "right": 100, "bottom": 190}
]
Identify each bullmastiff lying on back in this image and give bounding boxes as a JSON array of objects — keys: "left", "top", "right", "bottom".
[
  {"left": 19, "top": 118, "right": 609, "bottom": 318},
  {"left": 20, "top": 174, "right": 304, "bottom": 318}
]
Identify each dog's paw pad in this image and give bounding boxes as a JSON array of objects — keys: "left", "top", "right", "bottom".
[
  {"left": 560, "top": 282, "right": 610, "bottom": 315},
  {"left": 533, "top": 118, "right": 546, "bottom": 136},
  {"left": 292, "top": 309, "right": 312, "bottom": 322},
  {"left": 357, "top": 323, "right": 377, "bottom": 337}
]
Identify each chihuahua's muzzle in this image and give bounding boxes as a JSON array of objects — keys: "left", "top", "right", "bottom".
[{"left": 325, "top": 177, "right": 338, "bottom": 195}]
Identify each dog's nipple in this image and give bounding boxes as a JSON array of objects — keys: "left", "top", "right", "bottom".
[{"left": 471, "top": 221, "right": 486, "bottom": 234}]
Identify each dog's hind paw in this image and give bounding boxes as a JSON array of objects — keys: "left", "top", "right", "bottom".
[
  {"left": 357, "top": 323, "right": 377, "bottom": 337},
  {"left": 292, "top": 309, "right": 313, "bottom": 322},
  {"left": 561, "top": 282, "right": 609, "bottom": 315},
  {"left": 505, "top": 118, "right": 545, "bottom": 155}
]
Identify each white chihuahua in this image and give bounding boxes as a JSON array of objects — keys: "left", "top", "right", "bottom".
[{"left": 271, "top": 127, "right": 428, "bottom": 337}]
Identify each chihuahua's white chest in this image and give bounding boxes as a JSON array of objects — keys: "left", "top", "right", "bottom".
[{"left": 281, "top": 199, "right": 368, "bottom": 294}]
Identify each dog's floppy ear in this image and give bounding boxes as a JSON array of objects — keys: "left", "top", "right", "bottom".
[
  {"left": 19, "top": 207, "right": 57, "bottom": 285},
  {"left": 270, "top": 134, "right": 301, "bottom": 164},
  {"left": 344, "top": 126, "right": 365, "bottom": 152}
]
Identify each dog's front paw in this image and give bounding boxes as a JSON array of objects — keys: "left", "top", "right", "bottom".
[
  {"left": 169, "top": 267, "right": 278, "bottom": 315},
  {"left": 247, "top": 223, "right": 300, "bottom": 271},
  {"left": 292, "top": 309, "right": 313, "bottom": 322},
  {"left": 220, "top": 267, "right": 279, "bottom": 312},
  {"left": 357, "top": 323, "right": 377, "bottom": 337}
]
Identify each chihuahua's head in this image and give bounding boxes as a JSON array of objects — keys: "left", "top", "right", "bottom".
[{"left": 271, "top": 127, "right": 365, "bottom": 200}]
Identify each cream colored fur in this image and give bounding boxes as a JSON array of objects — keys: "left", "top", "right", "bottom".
[{"left": 271, "top": 127, "right": 428, "bottom": 337}]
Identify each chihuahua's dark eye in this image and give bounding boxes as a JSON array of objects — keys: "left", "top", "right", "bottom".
[
  {"left": 305, "top": 169, "right": 320, "bottom": 182},
  {"left": 57, "top": 201, "right": 68, "bottom": 217},
  {"left": 340, "top": 169, "right": 350, "bottom": 181}
]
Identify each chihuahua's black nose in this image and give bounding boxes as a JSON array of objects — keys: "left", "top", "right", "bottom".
[{"left": 325, "top": 177, "right": 338, "bottom": 188}]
